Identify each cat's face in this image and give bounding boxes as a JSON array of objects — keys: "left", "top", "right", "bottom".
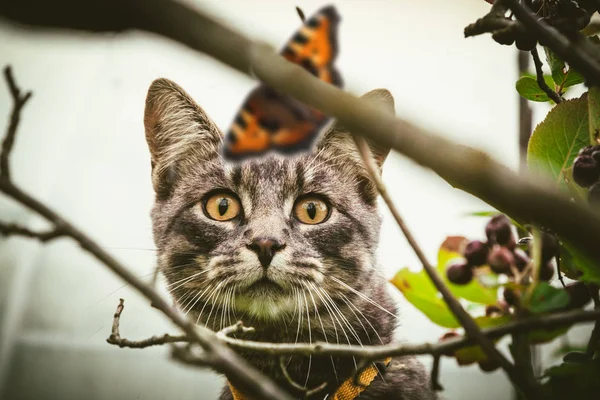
[{"left": 144, "top": 79, "right": 394, "bottom": 327}]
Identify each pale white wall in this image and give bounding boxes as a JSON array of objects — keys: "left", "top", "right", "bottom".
[{"left": 0, "top": 1, "right": 590, "bottom": 399}]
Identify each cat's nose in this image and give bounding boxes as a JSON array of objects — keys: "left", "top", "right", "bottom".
[{"left": 247, "top": 238, "right": 285, "bottom": 268}]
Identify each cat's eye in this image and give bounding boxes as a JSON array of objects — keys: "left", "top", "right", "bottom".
[
  {"left": 294, "top": 197, "right": 330, "bottom": 225},
  {"left": 203, "top": 192, "right": 241, "bottom": 221}
]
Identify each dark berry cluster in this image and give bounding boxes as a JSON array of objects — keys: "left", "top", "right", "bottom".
[
  {"left": 489, "top": 0, "right": 597, "bottom": 50},
  {"left": 445, "top": 215, "right": 558, "bottom": 288},
  {"left": 572, "top": 145, "right": 600, "bottom": 207}
]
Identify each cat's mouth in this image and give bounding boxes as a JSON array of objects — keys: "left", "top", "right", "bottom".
[{"left": 244, "top": 277, "right": 285, "bottom": 295}]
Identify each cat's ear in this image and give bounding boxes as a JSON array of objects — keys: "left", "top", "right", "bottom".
[
  {"left": 144, "top": 78, "right": 222, "bottom": 198},
  {"left": 317, "top": 88, "right": 395, "bottom": 168}
]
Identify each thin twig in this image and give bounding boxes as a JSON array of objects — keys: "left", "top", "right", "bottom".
[
  {"left": 1, "top": 67, "right": 32, "bottom": 179},
  {"left": 0, "top": 65, "right": 293, "bottom": 400},
  {"left": 351, "top": 137, "right": 538, "bottom": 397},
  {"left": 106, "top": 298, "right": 189, "bottom": 348},
  {"left": 0, "top": 221, "right": 65, "bottom": 242},
  {"left": 530, "top": 47, "right": 562, "bottom": 104},
  {"left": 431, "top": 355, "right": 443, "bottom": 391}
]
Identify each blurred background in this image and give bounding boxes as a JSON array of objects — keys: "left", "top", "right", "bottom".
[{"left": 0, "top": 0, "right": 592, "bottom": 399}]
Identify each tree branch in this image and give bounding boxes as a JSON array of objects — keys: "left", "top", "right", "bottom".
[
  {"left": 3, "top": 1, "right": 600, "bottom": 268},
  {"left": 0, "top": 221, "right": 65, "bottom": 242},
  {"left": 1, "top": 66, "right": 32, "bottom": 179},
  {"left": 0, "top": 66, "right": 293, "bottom": 400},
  {"left": 106, "top": 298, "right": 188, "bottom": 348},
  {"left": 530, "top": 47, "right": 562, "bottom": 104},
  {"left": 352, "top": 137, "right": 537, "bottom": 397},
  {"left": 113, "top": 308, "right": 600, "bottom": 360}
]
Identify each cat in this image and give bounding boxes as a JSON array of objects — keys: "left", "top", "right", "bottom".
[{"left": 143, "top": 78, "right": 437, "bottom": 400}]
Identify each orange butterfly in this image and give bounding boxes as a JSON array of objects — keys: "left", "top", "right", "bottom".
[{"left": 222, "top": 5, "right": 343, "bottom": 161}]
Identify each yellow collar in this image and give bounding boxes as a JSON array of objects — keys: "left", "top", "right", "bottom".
[{"left": 228, "top": 357, "right": 391, "bottom": 400}]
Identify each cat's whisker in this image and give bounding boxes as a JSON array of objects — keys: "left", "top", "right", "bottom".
[
  {"left": 319, "top": 287, "right": 362, "bottom": 346},
  {"left": 340, "top": 292, "right": 384, "bottom": 345},
  {"left": 316, "top": 286, "right": 357, "bottom": 370},
  {"left": 184, "top": 283, "right": 215, "bottom": 316},
  {"left": 204, "top": 279, "right": 229, "bottom": 330},
  {"left": 330, "top": 276, "right": 397, "bottom": 319},
  {"left": 177, "top": 289, "right": 198, "bottom": 312},
  {"left": 196, "top": 280, "right": 226, "bottom": 326},
  {"left": 301, "top": 288, "right": 312, "bottom": 388},
  {"left": 339, "top": 292, "right": 371, "bottom": 343},
  {"left": 165, "top": 268, "right": 209, "bottom": 291},
  {"left": 304, "top": 281, "right": 339, "bottom": 384}
]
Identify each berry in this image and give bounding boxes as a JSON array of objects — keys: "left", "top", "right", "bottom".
[
  {"left": 572, "top": 155, "right": 599, "bottom": 188},
  {"left": 589, "top": 182, "right": 600, "bottom": 208},
  {"left": 541, "top": 232, "right": 559, "bottom": 264},
  {"left": 565, "top": 282, "right": 592, "bottom": 309},
  {"left": 539, "top": 262, "right": 555, "bottom": 281},
  {"left": 513, "top": 249, "right": 530, "bottom": 272},
  {"left": 439, "top": 331, "right": 459, "bottom": 341},
  {"left": 515, "top": 35, "right": 537, "bottom": 51},
  {"left": 578, "top": 145, "right": 600, "bottom": 157},
  {"left": 446, "top": 260, "right": 474, "bottom": 285},
  {"left": 503, "top": 288, "right": 520, "bottom": 306},
  {"left": 492, "top": 30, "right": 515, "bottom": 46},
  {"left": 464, "top": 240, "right": 488, "bottom": 267},
  {"left": 485, "top": 304, "right": 502, "bottom": 317},
  {"left": 485, "top": 215, "right": 513, "bottom": 246},
  {"left": 478, "top": 359, "right": 500, "bottom": 373},
  {"left": 487, "top": 245, "right": 514, "bottom": 275},
  {"left": 563, "top": 351, "right": 591, "bottom": 364}
]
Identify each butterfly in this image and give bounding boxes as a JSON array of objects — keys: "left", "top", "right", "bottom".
[{"left": 221, "top": 5, "right": 343, "bottom": 161}]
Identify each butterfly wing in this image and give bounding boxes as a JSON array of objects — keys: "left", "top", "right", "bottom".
[{"left": 222, "top": 5, "right": 343, "bottom": 161}]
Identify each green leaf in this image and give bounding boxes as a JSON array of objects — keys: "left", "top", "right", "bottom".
[
  {"left": 523, "top": 282, "right": 569, "bottom": 314},
  {"left": 527, "top": 94, "right": 590, "bottom": 191},
  {"left": 560, "top": 240, "right": 600, "bottom": 285},
  {"left": 437, "top": 237, "right": 498, "bottom": 305},
  {"left": 516, "top": 76, "right": 551, "bottom": 102},
  {"left": 390, "top": 268, "right": 460, "bottom": 328},
  {"left": 588, "top": 86, "right": 600, "bottom": 144},
  {"left": 541, "top": 359, "right": 600, "bottom": 400},
  {"left": 563, "top": 69, "right": 585, "bottom": 88},
  {"left": 544, "top": 47, "right": 566, "bottom": 86}
]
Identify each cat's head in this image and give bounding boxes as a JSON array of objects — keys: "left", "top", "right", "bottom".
[{"left": 144, "top": 79, "right": 394, "bottom": 326}]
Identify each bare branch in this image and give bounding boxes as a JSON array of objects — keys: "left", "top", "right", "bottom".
[
  {"left": 0, "top": 65, "right": 293, "bottom": 400},
  {"left": 0, "top": 221, "right": 65, "bottom": 242},
  {"left": 352, "top": 137, "right": 538, "bottom": 397},
  {"left": 431, "top": 355, "right": 443, "bottom": 391},
  {"left": 106, "top": 298, "right": 188, "bottom": 348},
  {"left": 530, "top": 47, "right": 562, "bottom": 104},
  {"left": 4, "top": 1, "right": 600, "bottom": 268},
  {"left": 1, "top": 66, "right": 32, "bottom": 179},
  {"left": 216, "top": 309, "right": 600, "bottom": 360}
]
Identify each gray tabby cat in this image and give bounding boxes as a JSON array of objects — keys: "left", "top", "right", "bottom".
[{"left": 143, "top": 78, "right": 437, "bottom": 400}]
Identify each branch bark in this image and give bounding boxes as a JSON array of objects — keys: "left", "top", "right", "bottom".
[{"left": 3, "top": 2, "right": 600, "bottom": 268}]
